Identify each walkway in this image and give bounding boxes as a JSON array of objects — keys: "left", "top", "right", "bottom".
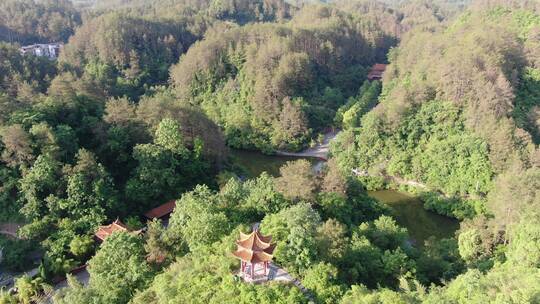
[
  {"left": 267, "top": 263, "right": 315, "bottom": 303},
  {"left": 351, "top": 169, "right": 427, "bottom": 189},
  {"left": 276, "top": 130, "right": 338, "bottom": 161},
  {"left": 246, "top": 222, "right": 315, "bottom": 303},
  {"left": 237, "top": 262, "right": 313, "bottom": 303},
  {"left": 37, "top": 266, "right": 89, "bottom": 304},
  {"left": 0, "top": 267, "right": 39, "bottom": 290},
  {"left": 53, "top": 266, "right": 90, "bottom": 291}
]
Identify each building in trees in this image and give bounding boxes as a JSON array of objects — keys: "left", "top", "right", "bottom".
[
  {"left": 94, "top": 219, "right": 140, "bottom": 243},
  {"left": 144, "top": 200, "right": 176, "bottom": 226},
  {"left": 233, "top": 229, "right": 275, "bottom": 282},
  {"left": 20, "top": 43, "right": 63, "bottom": 59},
  {"left": 367, "top": 64, "right": 387, "bottom": 81}
]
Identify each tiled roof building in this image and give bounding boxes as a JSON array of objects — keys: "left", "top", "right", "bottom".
[
  {"left": 94, "top": 219, "right": 141, "bottom": 242},
  {"left": 367, "top": 63, "right": 387, "bottom": 81},
  {"left": 144, "top": 200, "right": 176, "bottom": 219}
]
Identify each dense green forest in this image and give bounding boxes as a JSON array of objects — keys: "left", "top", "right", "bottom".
[{"left": 0, "top": 0, "right": 539, "bottom": 303}]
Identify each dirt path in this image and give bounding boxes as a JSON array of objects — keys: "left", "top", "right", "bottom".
[
  {"left": 276, "top": 130, "right": 338, "bottom": 161},
  {"left": 351, "top": 168, "right": 428, "bottom": 189},
  {"left": 0, "top": 223, "right": 21, "bottom": 238}
]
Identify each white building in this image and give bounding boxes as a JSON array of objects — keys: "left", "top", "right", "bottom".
[{"left": 20, "top": 43, "right": 63, "bottom": 59}]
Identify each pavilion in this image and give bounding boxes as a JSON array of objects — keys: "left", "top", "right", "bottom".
[{"left": 233, "top": 229, "right": 275, "bottom": 282}]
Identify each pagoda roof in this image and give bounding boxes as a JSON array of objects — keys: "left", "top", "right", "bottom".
[
  {"left": 95, "top": 219, "right": 128, "bottom": 241},
  {"left": 144, "top": 200, "right": 176, "bottom": 219},
  {"left": 95, "top": 219, "right": 142, "bottom": 242},
  {"left": 233, "top": 229, "right": 275, "bottom": 263}
]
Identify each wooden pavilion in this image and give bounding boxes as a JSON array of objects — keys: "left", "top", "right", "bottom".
[{"left": 233, "top": 229, "right": 275, "bottom": 281}]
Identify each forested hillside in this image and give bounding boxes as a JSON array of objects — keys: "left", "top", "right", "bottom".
[
  {"left": 332, "top": 0, "right": 540, "bottom": 202},
  {"left": 0, "top": 0, "right": 81, "bottom": 44},
  {"left": 0, "top": 0, "right": 539, "bottom": 304},
  {"left": 170, "top": 6, "right": 394, "bottom": 152},
  {"left": 330, "top": 0, "right": 540, "bottom": 301}
]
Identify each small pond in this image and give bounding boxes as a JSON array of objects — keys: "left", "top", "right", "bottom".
[
  {"left": 231, "top": 149, "right": 318, "bottom": 177},
  {"left": 230, "top": 149, "right": 459, "bottom": 246},
  {"left": 367, "top": 190, "right": 459, "bottom": 246}
]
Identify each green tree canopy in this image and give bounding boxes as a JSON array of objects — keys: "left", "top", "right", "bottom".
[{"left": 86, "top": 232, "right": 152, "bottom": 303}]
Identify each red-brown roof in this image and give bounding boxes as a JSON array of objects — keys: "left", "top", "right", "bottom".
[
  {"left": 233, "top": 229, "right": 275, "bottom": 263},
  {"left": 95, "top": 219, "right": 128, "bottom": 241},
  {"left": 144, "top": 200, "right": 176, "bottom": 219},
  {"left": 371, "top": 63, "right": 387, "bottom": 71},
  {"left": 368, "top": 63, "right": 387, "bottom": 80}
]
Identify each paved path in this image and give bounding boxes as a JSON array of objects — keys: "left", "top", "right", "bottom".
[
  {"left": 0, "top": 267, "right": 39, "bottom": 290},
  {"left": 267, "top": 263, "right": 315, "bottom": 303},
  {"left": 38, "top": 266, "right": 90, "bottom": 304},
  {"left": 53, "top": 267, "right": 90, "bottom": 291},
  {"left": 1, "top": 223, "right": 41, "bottom": 290},
  {"left": 276, "top": 130, "right": 338, "bottom": 161},
  {"left": 245, "top": 222, "right": 315, "bottom": 303}
]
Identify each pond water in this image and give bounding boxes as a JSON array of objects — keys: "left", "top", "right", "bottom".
[
  {"left": 367, "top": 190, "right": 459, "bottom": 246},
  {"left": 230, "top": 149, "right": 459, "bottom": 245},
  {"left": 231, "top": 149, "right": 318, "bottom": 177}
]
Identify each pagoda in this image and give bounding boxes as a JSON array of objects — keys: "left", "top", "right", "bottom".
[{"left": 233, "top": 229, "right": 275, "bottom": 281}]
